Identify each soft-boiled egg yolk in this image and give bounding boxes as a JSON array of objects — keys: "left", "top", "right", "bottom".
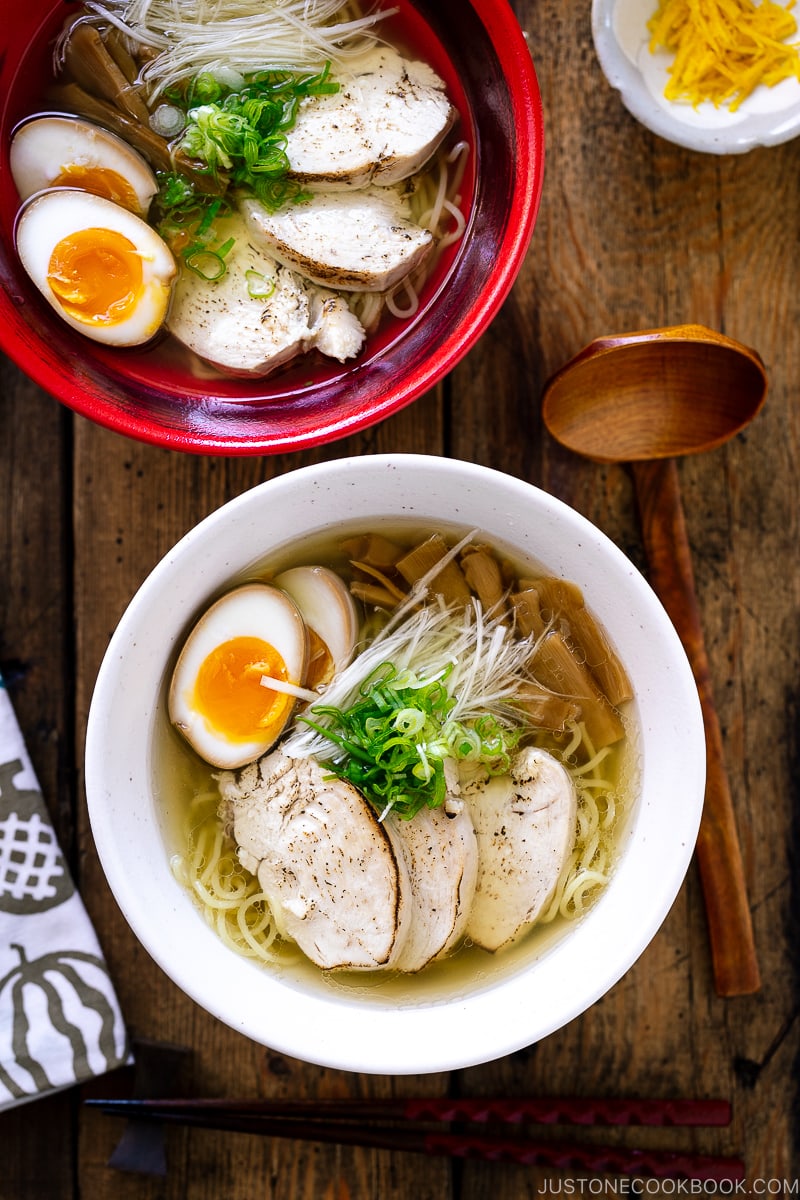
[
  {"left": 193, "top": 636, "right": 293, "bottom": 744},
  {"left": 51, "top": 164, "right": 142, "bottom": 214},
  {"left": 15, "top": 190, "right": 175, "bottom": 346},
  {"left": 48, "top": 227, "right": 143, "bottom": 326}
]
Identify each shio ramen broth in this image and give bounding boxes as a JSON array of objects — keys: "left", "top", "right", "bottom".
[
  {"left": 10, "top": 0, "right": 472, "bottom": 381},
  {"left": 158, "top": 522, "right": 639, "bottom": 998}
]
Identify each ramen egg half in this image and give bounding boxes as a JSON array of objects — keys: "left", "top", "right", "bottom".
[
  {"left": 169, "top": 584, "right": 309, "bottom": 770},
  {"left": 10, "top": 114, "right": 158, "bottom": 216},
  {"left": 15, "top": 189, "right": 176, "bottom": 346}
]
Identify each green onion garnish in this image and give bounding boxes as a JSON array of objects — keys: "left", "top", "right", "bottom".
[
  {"left": 246, "top": 269, "right": 276, "bottom": 299},
  {"left": 183, "top": 248, "right": 229, "bottom": 281},
  {"left": 300, "top": 662, "right": 521, "bottom": 821},
  {"left": 176, "top": 62, "right": 338, "bottom": 210}
]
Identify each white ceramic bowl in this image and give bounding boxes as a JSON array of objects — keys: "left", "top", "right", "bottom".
[
  {"left": 593, "top": 0, "right": 800, "bottom": 154},
  {"left": 85, "top": 455, "right": 705, "bottom": 1075}
]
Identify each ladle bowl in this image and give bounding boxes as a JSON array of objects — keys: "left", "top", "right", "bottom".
[
  {"left": 541, "top": 325, "right": 767, "bottom": 463},
  {"left": 542, "top": 323, "right": 768, "bottom": 997}
]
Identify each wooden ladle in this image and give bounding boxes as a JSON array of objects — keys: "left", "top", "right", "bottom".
[{"left": 542, "top": 324, "right": 767, "bottom": 997}]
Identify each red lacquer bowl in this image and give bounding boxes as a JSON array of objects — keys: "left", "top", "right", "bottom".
[{"left": 0, "top": 1, "right": 544, "bottom": 455}]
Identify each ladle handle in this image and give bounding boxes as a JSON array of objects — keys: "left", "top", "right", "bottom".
[{"left": 631, "top": 458, "right": 761, "bottom": 997}]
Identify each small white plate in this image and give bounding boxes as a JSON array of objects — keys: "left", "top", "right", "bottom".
[{"left": 592, "top": 0, "right": 800, "bottom": 153}]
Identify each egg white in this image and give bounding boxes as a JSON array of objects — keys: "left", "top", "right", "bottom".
[
  {"left": 275, "top": 565, "right": 358, "bottom": 684},
  {"left": 15, "top": 189, "right": 176, "bottom": 347},
  {"left": 169, "top": 583, "right": 309, "bottom": 770},
  {"left": 10, "top": 115, "right": 158, "bottom": 216}
]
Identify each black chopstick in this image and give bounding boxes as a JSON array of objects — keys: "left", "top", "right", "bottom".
[{"left": 86, "top": 1096, "right": 744, "bottom": 1181}]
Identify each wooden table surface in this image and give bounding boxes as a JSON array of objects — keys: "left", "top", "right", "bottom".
[{"left": 2, "top": 1, "right": 799, "bottom": 1196}]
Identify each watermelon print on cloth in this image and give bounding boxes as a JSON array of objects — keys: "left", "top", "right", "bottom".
[{"left": 0, "top": 673, "right": 129, "bottom": 1110}]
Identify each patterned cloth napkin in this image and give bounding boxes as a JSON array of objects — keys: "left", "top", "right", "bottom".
[{"left": 0, "top": 672, "right": 129, "bottom": 1111}]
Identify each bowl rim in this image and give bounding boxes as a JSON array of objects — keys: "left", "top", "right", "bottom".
[
  {"left": 592, "top": 0, "right": 800, "bottom": 154},
  {"left": 85, "top": 454, "right": 706, "bottom": 1074},
  {"left": 0, "top": 0, "right": 545, "bottom": 455}
]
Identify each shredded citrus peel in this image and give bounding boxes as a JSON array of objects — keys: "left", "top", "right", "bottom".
[{"left": 647, "top": 0, "right": 800, "bottom": 111}]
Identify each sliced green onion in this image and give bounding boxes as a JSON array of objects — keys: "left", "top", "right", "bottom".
[
  {"left": 174, "top": 63, "right": 339, "bottom": 211},
  {"left": 196, "top": 198, "right": 222, "bottom": 237},
  {"left": 157, "top": 172, "right": 197, "bottom": 210},
  {"left": 394, "top": 708, "right": 425, "bottom": 735},
  {"left": 246, "top": 269, "right": 275, "bottom": 299},
  {"left": 187, "top": 72, "right": 224, "bottom": 106},
  {"left": 183, "top": 248, "right": 229, "bottom": 280},
  {"left": 298, "top": 661, "right": 521, "bottom": 821},
  {"left": 150, "top": 103, "right": 186, "bottom": 138}
]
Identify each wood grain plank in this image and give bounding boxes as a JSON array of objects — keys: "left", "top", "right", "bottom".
[
  {"left": 0, "top": 362, "right": 76, "bottom": 1199},
  {"left": 0, "top": 363, "right": 72, "bottom": 847}
]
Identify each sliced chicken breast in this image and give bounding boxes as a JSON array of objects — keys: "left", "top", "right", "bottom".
[
  {"left": 240, "top": 189, "right": 432, "bottom": 292},
  {"left": 166, "top": 215, "right": 365, "bottom": 375},
  {"left": 464, "top": 747, "right": 578, "bottom": 952},
  {"left": 219, "top": 750, "right": 411, "bottom": 970},
  {"left": 307, "top": 292, "right": 365, "bottom": 361},
  {"left": 387, "top": 802, "right": 478, "bottom": 972},
  {"left": 285, "top": 47, "right": 457, "bottom": 188}
]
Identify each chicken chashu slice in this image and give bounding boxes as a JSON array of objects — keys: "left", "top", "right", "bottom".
[
  {"left": 284, "top": 47, "right": 457, "bottom": 189},
  {"left": 218, "top": 750, "right": 411, "bottom": 970},
  {"left": 387, "top": 802, "right": 478, "bottom": 973},
  {"left": 167, "top": 214, "right": 365, "bottom": 376},
  {"left": 464, "top": 747, "right": 578, "bottom": 952},
  {"left": 239, "top": 188, "right": 432, "bottom": 293}
]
